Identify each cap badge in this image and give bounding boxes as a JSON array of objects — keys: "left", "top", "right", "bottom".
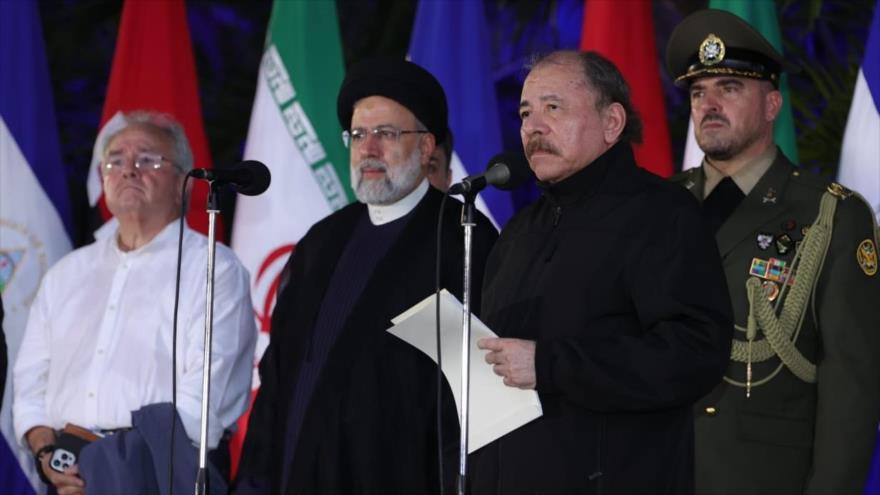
[{"left": 699, "top": 34, "right": 726, "bottom": 66}]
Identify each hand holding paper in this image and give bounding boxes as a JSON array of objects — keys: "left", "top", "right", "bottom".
[
  {"left": 388, "top": 290, "right": 542, "bottom": 453},
  {"left": 478, "top": 338, "right": 537, "bottom": 389}
]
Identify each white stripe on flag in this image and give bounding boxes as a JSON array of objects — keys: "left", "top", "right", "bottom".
[
  {"left": 231, "top": 53, "right": 340, "bottom": 378},
  {"left": 1, "top": 116, "right": 72, "bottom": 491},
  {"left": 681, "top": 121, "right": 703, "bottom": 171},
  {"left": 838, "top": 69, "right": 880, "bottom": 222}
]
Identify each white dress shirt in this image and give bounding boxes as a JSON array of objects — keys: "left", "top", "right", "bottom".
[{"left": 13, "top": 220, "right": 257, "bottom": 449}]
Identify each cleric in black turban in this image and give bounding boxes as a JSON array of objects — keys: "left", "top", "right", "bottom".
[{"left": 337, "top": 57, "right": 448, "bottom": 143}]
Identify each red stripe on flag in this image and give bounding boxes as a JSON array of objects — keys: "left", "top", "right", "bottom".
[
  {"left": 97, "top": 0, "right": 222, "bottom": 238},
  {"left": 230, "top": 244, "right": 295, "bottom": 477},
  {"left": 580, "top": 0, "right": 674, "bottom": 177},
  {"left": 229, "top": 389, "right": 259, "bottom": 478}
]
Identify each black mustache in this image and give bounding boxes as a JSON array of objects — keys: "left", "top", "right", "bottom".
[{"left": 701, "top": 113, "right": 729, "bottom": 126}]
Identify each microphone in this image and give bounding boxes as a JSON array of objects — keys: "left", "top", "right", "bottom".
[
  {"left": 190, "top": 160, "right": 271, "bottom": 196},
  {"left": 448, "top": 151, "right": 531, "bottom": 195}
]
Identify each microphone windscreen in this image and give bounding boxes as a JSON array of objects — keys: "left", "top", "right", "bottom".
[
  {"left": 484, "top": 162, "right": 511, "bottom": 185},
  {"left": 235, "top": 160, "right": 272, "bottom": 196},
  {"left": 486, "top": 151, "right": 532, "bottom": 191}
]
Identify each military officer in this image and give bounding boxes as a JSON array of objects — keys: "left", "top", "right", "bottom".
[{"left": 667, "top": 9, "right": 880, "bottom": 494}]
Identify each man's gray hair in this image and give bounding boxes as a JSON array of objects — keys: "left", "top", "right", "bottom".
[{"left": 103, "top": 111, "right": 194, "bottom": 173}]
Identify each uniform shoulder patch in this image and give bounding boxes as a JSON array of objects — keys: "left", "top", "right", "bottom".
[
  {"left": 827, "top": 182, "right": 853, "bottom": 199},
  {"left": 857, "top": 238, "right": 877, "bottom": 276}
]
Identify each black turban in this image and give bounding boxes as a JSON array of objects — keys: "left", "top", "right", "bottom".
[{"left": 337, "top": 57, "right": 448, "bottom": 143}]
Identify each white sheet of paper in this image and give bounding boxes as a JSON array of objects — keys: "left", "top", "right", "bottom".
[{"left": 388, "top": 289, "right": 542, "bottom": 453}]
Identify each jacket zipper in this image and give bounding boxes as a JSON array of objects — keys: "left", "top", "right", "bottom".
[
  {"left": 589, "top": 416, "right": 605, "bottom": 492},
  {"left": 543, "top": 205, "right": 563, "bottom": 263}
]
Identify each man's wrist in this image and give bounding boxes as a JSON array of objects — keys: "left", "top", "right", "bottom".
[
  {"left": 34, "top": 443, "right": 55, "bottom": 459},
  {"left": 33, "top": 444, "right": 55, "bottom": 485},
  {"left": 25, "top": 425, "right": 56, "bottom": 453}
]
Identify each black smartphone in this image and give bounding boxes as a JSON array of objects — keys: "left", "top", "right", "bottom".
[{"left": 48, "top": 432, "right": 91, "bottom": 473}]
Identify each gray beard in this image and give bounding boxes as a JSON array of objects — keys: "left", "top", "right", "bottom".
[{"left": 351, "top": 150, "right": 423, "bottom": 205}]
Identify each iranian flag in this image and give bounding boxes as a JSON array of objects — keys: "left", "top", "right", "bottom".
[{"left": 228, "top": 0, "right": 351, "bottom": 475}]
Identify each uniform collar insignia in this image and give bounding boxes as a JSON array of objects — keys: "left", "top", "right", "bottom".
[{"left": 756, "top": 233, "right": 773, "bottom": 250}]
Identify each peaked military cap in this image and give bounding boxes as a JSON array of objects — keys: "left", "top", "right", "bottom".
[
  {"left": 665, "top": 9, "right": 791, "bottom": 88},
  {"left": 337, "top": 57, "right": 448, "bottom": 143}
]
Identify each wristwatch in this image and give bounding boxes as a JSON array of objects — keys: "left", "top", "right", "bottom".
[{"left": 33, "top": 444, "right": 56, "bottom": 484}]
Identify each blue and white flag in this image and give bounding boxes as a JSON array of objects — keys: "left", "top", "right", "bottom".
[
  {"left": 409, "top": 0, "right": 513, "bottom": 227},
  {"left": 839, "top": 0, "right": 880, "bottom": 223},
  {"left": 845, "top": 7, "right": 880, "bottom": 495},
  {"left": 0, "top": 1, "right": 73, "bottom": 492}
]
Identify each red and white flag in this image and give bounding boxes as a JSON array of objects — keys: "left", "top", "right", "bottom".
[{"left": 87, "top": 0, "right": 219, "bottom": 238}]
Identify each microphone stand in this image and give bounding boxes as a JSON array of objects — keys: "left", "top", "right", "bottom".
[
  {"left": 195, "top": 181, "right": 220, "bottom": 495},
  {"left": 457, "top": 191, "right": 477, "bottom": 495}
]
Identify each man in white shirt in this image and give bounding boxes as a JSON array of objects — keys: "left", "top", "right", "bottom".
[{"left": 13, "top": 111, "right": 256, "bottom": 494}]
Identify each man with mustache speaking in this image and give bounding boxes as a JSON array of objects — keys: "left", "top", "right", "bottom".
[
  {"left": 667, "top": 10, "right": 880, "bottom": 494},
  {"left": 235, "top": 58, "right": 497, "bottom": 494},
  {"left": 468, "top": 50, "right": 734, "bottom": 494}
]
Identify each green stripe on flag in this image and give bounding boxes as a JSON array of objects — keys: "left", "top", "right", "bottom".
[
  {"left": 265, "top": 0, "right": 352, "bottom": 209},
  {"left": 709, "top": 0, "right": 800, "bottom": 164}
]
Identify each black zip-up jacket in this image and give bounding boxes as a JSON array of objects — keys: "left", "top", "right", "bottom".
[{"left": 469, "top": 142, "right": 734, "bottom": 494}]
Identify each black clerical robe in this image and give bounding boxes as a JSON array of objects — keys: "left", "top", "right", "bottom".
[{"left": 237, "top": 187, "right": 497, "bottom": 494}]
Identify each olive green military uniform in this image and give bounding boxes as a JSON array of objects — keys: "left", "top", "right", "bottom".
[
  {"left": 671, "top": 152, "right": 880, "bottom": 494},
  {"left": 667, "top": 8, "right": 880, "bottom": 493}
]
